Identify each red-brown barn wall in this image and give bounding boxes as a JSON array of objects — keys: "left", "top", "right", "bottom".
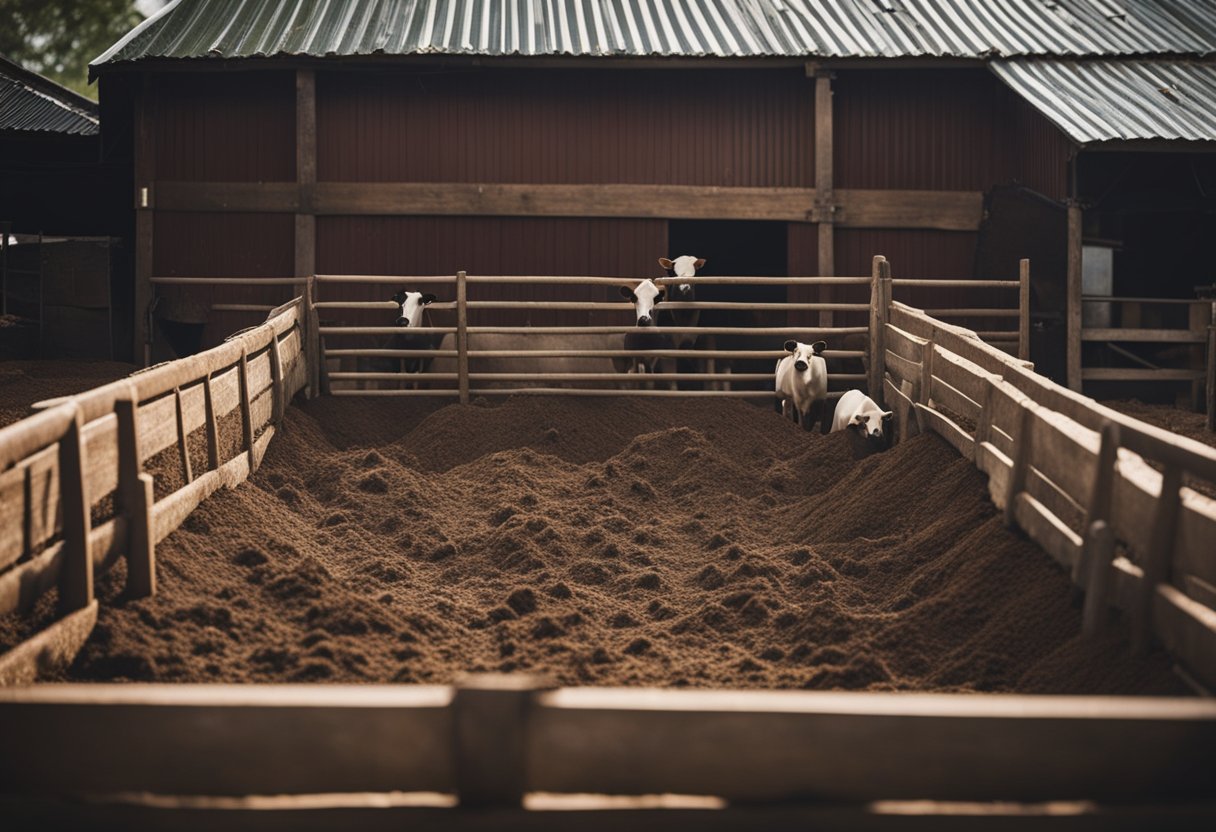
[
  {"left": 153, "top": 212, "right": 295, "bottom": 345},
  {"left": 316, "top": 69, "right": 815, "bottom": 186},
  {"left": 153, "top": 72, "right": 296, "bottom": 182}
]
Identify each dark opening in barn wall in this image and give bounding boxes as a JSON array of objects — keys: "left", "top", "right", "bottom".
[{"left": 1076, "top": 151, "right": 1216, "bottom": 403}]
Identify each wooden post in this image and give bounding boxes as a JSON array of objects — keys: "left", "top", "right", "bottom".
[
  {"left": 1082, "top": 520, "right": 1115, "bottom": 637},
  {"left": 269, "top": 334, "right": 284, "bottom": 428},
  {"left": 1004, "top": 402, "right": 1035, "bottom": 529},
  {"left": 134, "top": 76, "right": 156, "bottom": 366},
  {"left": 1066, "top": 202, "right": 1083, "bottom": 391},
  {"left": 116, "top": 395, "right": 156, "bottom": 598},
  {"left": 238, "top": 350, "right": 256, "bottom": 472},
  {"left": 875, "top": 259, "right": 892, "bottom": 406},
  {"left": 296, "top": 68, "right": 318, "bottom": 398},
  {"left": 867, "top": 255, "right": 885, "bottom": 400},
  {"left": 457, "top": 270, "right": 470, "bottom": 405},
  {"left": 975, "top": 375, "right": 995, "bottom": 448},
  {"left": 1207, "top": 318, "right": 1215, "bottom": 433},
  {"left": 1018, "top": 258, "right": 1031, "bottom": 362},
  {"left": 453, "top": 674, "right": 546, "bottom": 808},
  {"left": 1080, "top": 421, "right": 1120, "bottom": 634},
  {"left": 203, "top": 372, "right": 220, "bottom": 471},
  {"left": 56, "top": 406, "right": 92, "bottom": 613},
  {"left": 1131, "top": 465, "right": 1183, "bottom": 656},
  {"left": 173, "top": 386, "right": 192, "bottom": 484},
  {"left": 815, "top": 71, "right": 835, "bottom": 327},
  {"left": 918, "top": 339, "right": 934, "bottom": 406},
  {"left": 1189, "top": 300, "right": 1208, "bottom": 412},
  {"left": 306, "top": 276, "right": 320, "bottom": 399}
]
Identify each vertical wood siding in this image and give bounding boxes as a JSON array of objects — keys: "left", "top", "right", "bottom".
[{"left": 316, "top": 69, "right": 815, "bottom": 187}]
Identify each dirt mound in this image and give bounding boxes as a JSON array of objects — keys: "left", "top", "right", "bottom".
[
  {"left": 34, "top": 395, "right": 1183, "bottom": 693},
  {"left": 0, "top": 360, "right": 136, "bottom": 427}
]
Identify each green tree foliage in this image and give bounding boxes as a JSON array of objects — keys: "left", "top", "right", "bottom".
[{"left": 0, "top": 0, "right": 146, "bottom": 100}]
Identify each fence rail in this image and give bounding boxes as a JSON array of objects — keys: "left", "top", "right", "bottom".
[
  {"left": 881, "top": 301, "right": 1216, "bottom": 693},
  {"left": 0, "top": 300, "right": 308, "bottom": 685}
]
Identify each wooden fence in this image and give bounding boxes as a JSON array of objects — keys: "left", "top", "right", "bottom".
[
  {"left": 0, "top": 299, "right": 308, "bottom": 684},
  {"left": 1, "top": 677, "right": 1213, "bottom": 828},
  {"left": 880, "top": 301, "right": 1216, "bottom": 693}
]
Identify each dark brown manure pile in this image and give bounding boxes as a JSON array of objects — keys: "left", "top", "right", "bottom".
[{"left": 22, "top": 396, "right": 1183, "bottom": 693}]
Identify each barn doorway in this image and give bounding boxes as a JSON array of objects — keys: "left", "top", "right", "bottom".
[{"left": 666, "top": 220, "right": 789, "bottom": 390}]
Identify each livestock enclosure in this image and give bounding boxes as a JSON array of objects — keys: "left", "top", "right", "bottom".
[{"left": 2, "top": 257, "right": 1215, "bottom": 828}]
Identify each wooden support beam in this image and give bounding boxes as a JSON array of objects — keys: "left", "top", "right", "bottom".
[
  {"left": 815, "top": 71, "right": 835, "bottom": 325},
  {"left": 173, "top": 386, "right": 192, "bottom": 484},
  {"left": 152, "top": 181, "right": 983, "bottom": 231},
  {"left": 1066, "top": 203, "right": 1082, "bottom": 391},
  {"left": 296, "top": 70, "right": 317, "bottom": 399},
  {"left": 269, "top": 334, "right": 284, "bottom": 428},
  {"left": 1005, "top": 404, "right": 1035, "bottom": 529},
  {"left": 1018, "top": 258, "right": 1030, "bottom": 362},
  {"left": 238, "top": 350, "right": 256, "bottom": 474},
  {"left": 1132, "top": 465, "right": 1183, "bottom": 656},
  {"left": 203, "top": 372, "right": 220, "bottom": 471},
  {"left": 134, "top": 77, "right": 156, "bottom": 366}
]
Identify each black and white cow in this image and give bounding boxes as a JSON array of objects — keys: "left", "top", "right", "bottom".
[
  {"left": 357, "top": 289, "right": 442, "bottom": 387},
  {"left": 612, "top": 277, "right": 670, "bottom": 378}
]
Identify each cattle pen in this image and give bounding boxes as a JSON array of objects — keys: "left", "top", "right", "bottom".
[{"left": 1, "top": 257, "right": 1215, "bottom": 828}]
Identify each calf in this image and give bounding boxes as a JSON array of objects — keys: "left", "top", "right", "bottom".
[
  {"left": 774, "top": 339, "right": 828, "bottom": 432},
  {"left": 830, "top": 389, "right": 893, "bottom": 450}
]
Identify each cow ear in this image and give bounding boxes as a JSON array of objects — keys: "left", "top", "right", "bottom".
[
  {"left": 658, "top": 258, "right": 674, "bottom": 270},
  {"left": 784, "top": 340, "right": 798, "bottom": 353},
  {"left": 392, "top": 291, "right": 405, "bottom": 303},
  {"left": 693, "top": 258, "right": 706, "bottom": 270},
  {"left": 811, "top": 340, "right": 827, "bottom": 355},
  {"left": 620, "top": 286, "right": 636, "bottom": 300},
  {"left": 882, "top": 411, "right": 893, "bottom": 420},
  {"left": 421, "top": 293, "right": 437, "bottom": 305},
  {"left": 656, "top": 288, "right": 666, "bottom": 300}
]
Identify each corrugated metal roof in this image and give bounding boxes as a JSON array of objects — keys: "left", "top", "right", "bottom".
[
  {"left": 0, "top": 57, "right": 99, "bottom": 135},
  {"left": 92, "top": 0, "right": 1216, "bottom": 69},
  {"left": 991, "top": 58, "right": 1216, "bottom": 143}
]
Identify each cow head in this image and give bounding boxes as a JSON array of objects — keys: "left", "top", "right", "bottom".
[
  {"left": 620, "top": 279, "right": 665, "bottom": 327},
  {"left": 391, "top": 290, "right": 437, "bottom": 327},
  {"left": 783, "top": 340, "right": 826, "bottom": 373},
  {"left": 658, "top": 255, "right": 706, "bottom": 298},
  {"left": 851, "top": 408, "right": 894, "bottom": 444}
]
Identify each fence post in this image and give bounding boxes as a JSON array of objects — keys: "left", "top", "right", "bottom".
[
  {"left": 116, "top": 393, "right": 156, "bottom": 598},
  {"left": 1004, "top": 401, "right": 1035, "bottom": 529},
  {"left": 1131, "top": 465, "right": 1183, "bottom": 657},
  {"left": 453, "top": 674, "right": 547, "bottom": 808},
  {"left": 1080, "top": 421, "right": 1120, "bottom": 634},
  {"left": 1208, "top": 314, "right": 1215, "bottom": 433},
  {"left": 457, "top": 270, "right": 470, "bottom": 405},
  {"left": 173, "top": 386, "right": 192, "bottom": 484},
  {"left": 1018, "top": 258, "right": 1031, "bottom": 362},
  {"left": 867, "top": 255, "right": 885, "bottom": 401},
  {"left": 203, "top": 372, "right": 220, "bottom": 471},
  {"left": 918, "top": 339, "right": 934, "bottom": 406},
  {"left": 269, "top": 331, "right": 285, "bottom": 429},
  {"left": 305, "top": 275, "right": 320, "bottom": 399},
  {"left": 238, "top": 347, "right": 256, "bottom": 473},
  {"left": 56, "top": 405, "right": 92, "bottom": 614}
]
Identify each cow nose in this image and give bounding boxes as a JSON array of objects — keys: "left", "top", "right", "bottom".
[
  {"left": 638, "top": 316, "right": 652, "bottom": 326},
  {"left": 794, "top": 360, "right": 808, "bottom": 372},
  {"left": 396, "top": 317, "right": 409, "bottom": 326}
]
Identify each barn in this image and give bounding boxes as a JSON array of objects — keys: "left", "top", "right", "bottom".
[{"left": 88, "top": 2, "right": 1216, "bottom": 384}]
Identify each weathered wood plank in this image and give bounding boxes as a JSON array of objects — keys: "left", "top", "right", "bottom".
[
  {"left": 1028, "top": 409, "right": 1099, "bottom": 512},
  {"left": 528, "top": 688, "right": 1216, "bottom": 803},
  {"left": 913, "top": 404, "right": 974, "bottom": 461},
  {"left": 1013, "top": 493, "right": 1083, "bottom": 570},
  {"left": 1081, "top": 329, "right": 1207, "bottom": 344},
  {"left": 930, "top": 345, "right": 989, "bottom": 405},
  {"left": 0, "top": 601, "right": 97, "bottom": 686},
  {"left": 0, "top": 685, "right": 454, "bottom": 796},
  {"left": 0, "top": 517, "right": 123, "bottom": 617},
  {"left": 883, "top": 323, "right": 927, "bottom": 364},
  {"left": 883, "top": 350, "right": 920, "bottom": 392},
  {"left": 0, "top": 443, "right": 58, "bottom": 569},
  {"left": 929, "top": 374, "right": 981, "bottom": 423}
]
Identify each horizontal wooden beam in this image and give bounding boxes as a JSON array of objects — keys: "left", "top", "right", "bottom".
[
  {"left": 151, "top": 181, "right": 983, "bottom": 230},
  {"left": 1081, "top": 328, "right": 1207, "bottom": 343},
  {"left": 1081, "top": 368, "right": 1205, "bottom": 381}
]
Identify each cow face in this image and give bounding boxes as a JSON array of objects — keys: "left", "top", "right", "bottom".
[
  {"left": 851, "top": 408, "right": 894, "bottom": 443},
  {"left": 658, "top": 255, "right": 706, "bottom": 297},
  {"left": 620, "top": 279, "right": 665, "bottom": 327},
  {"left": 783, "top": 340, "right": 826, "bottom": 373},
  {"left": 391, "top": 290, "right": 436, "bottom": 327}
]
